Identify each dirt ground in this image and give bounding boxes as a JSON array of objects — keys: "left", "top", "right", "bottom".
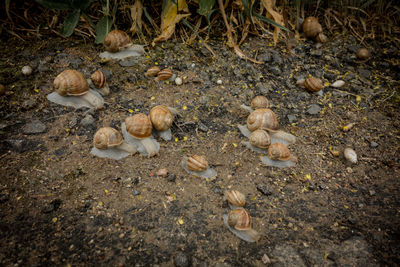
[{"left": 0, "top": 32, "right": 399, "bottom": 266}]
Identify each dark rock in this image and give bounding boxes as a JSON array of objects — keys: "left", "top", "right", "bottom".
[
  {"left": 272, "top": 52, "right": 283, "bottom": 65},
  {"left": 310, "top": 50, "right": 323, "bottom": 57},
  {"left": 0, "top": 193, "right": 10, "bottom": 203},
  {"left": 167, "top": 173, "right": 176, "bottom": 182},
  {"left": 22, "top": 120, "right": 46, "bottom": 134},
  {"left": 257, "top": 52, "right": 271, "bottom": 62},
  {"left": 80, "top": 114, "right": 95, "bottom": 127},
  {"left": 119, "top": 57, "right": 138, "bottom": 67},
  {"left": 22, "top": 99, "right": 36, "bottom": 110},
  {"left": 69, "top": 58, "right": 82, "bottom": 69},
  {"left": 270, "top": 66, "right": 282, "bottom": 75},
  {"left": 358, "top": 69, "right": 371, "bottom": 79},
  {"left": 174, "top": 251, "right": 190, "bottom": 267},
  {"left": 42, "top": 199, "right": 62, "bottom": 213},
  {"left": 272, "top": 245, "right": 306, "bottom": 267},
  {"left": 370, "top": 141, "right": 378, "bottom": 148},
  {"left": 198, "top": 122, "right": 209, "bottom": 132},
  {"left": 298, "top": 92, "right": 310, "bottom": 101},
  {"left": 256, "top": 184, "right": 272, "bottom": 196},
  {"left": 54, "top": 148, "right": 67, "bottom": 157},
  {"left": 132, "top": 190, "right": 141, "bottom": 196},
  {"left": 306, "top": 104, "right": 321, "bottom": 115}
]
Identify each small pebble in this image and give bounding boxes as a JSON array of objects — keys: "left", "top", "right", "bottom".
[
  {"left": 156, "top": 168, "right": 168, "bottom": 178},
  {"left": 22, "top": 65, "right": 33, "bottom": 76},
  {"left": 344, "top": 147, "right": 357, "bottom": 164},
  {"left": 216, "top": 79, "right": 223, "bottom": 85},
  {"left": 132, "top": 190, "right": 141, "bottom": 196},
  {"left": 167, "top": 173, "right": 176, "bottom": 182},
  {"left": 370, "top": 141, "right": 378, "bottom": 148},
  {"left": 175, "top": 77, "right": 183, "bottom": 85},
  {"left": 174, "top": 251, "right": 190, "bottom": 267},
  {"left": 306, "top": 104, "right": 321, "bottom": 115},
  {"left": 22, "top": 120, "right": 47, "bottom": 134}
]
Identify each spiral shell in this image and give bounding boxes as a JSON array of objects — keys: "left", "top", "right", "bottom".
[
  {"left": 145, "top": 66, "right": 161, "bottom": 77},
  {"left": 53, "top": 69, "right": 89, "bottom": 96},
  {"left": 90, "top": 70, "right": 106, "bottom": 88},
  {"left": 104, "top": 30, "right": 131, "bottom": 52},
  {"left": 187, "top": 155, "right": 208, "bottom": 172},
  {"left": 249, "top": 129, "right": 271, "bottom": 149},
  {"left": 251, "top": 96, "right": 269, "bottom": 109},
  {"left": 268, "top": 143, "right": 291, "bottom": 161},
  {"left": 125, "top": 113, "right": 152, "bottom": 139},
  {"left": 302, "top": 17, "right": 323, "bottom": 38},
  {"left": 356, "top": 48, "right": 370, "bottom": 60},
  {"left": 93, "top": 127, "right": 123, "bottom": 149},
  {"left": 247, "top": 108, "right": 279, "bottom": 132},
  {"left": 149, "top": 105, "right": 173, "bottom": 131},
  {"left": 224, "top": 190, "right": 245, "bottom": 207},
  {"left": 157, "top": 69, "right": 173, "bottom": 81},
  {"left": 228, "top": 209, "right": 251, "bottom": 231},
  {"left": 304, "top": 76, "right": 323, "bottom": 92}
]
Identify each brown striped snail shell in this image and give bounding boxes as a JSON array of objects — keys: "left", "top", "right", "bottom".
[
  {"left": 157, "top": 69, "right": 173, "bottom": 81},
  {"left": 228, "top": 208, "right": 251, "bottom": 231},
  {"left": 187, "top": 155, "right": 208, "bottom": 172},
  {"left": 267, "top": 143, "right": 291, "bottom": 161},
  {"left": 104, "top": 30, "right": 131, "bottom": 52},
  {"left": 250, "top": 96, "right": 269, "bottom": 109},
  {"left": 304, "top": 76, "right": 323, "bottom": 92},
  {"left": 54, "top": 69, "right": 89, "bottom": 96},
  {"left": 356, "top": 48, "right": 370, "bottom": 60},
  {"left": 249, "top": 129, "right": 271, "bottom": 149},
  {"left": 93, "top": 127, "right": 123, "bottom": 149},
  {"left": 302, "top": 17, "right": 323, "bottom": 38},
  {"left": 224, "top": 190, "right": 245, "bottom": 207},
  {"left": 247, "top": 108, "right": 279, "bottom": 132},
  {"left": 125, "top": 113, "right": 153, "bottom": 139},
  {"left": 145, "top": 66, "right": 161, "bottom": 77},
  {"left": 90, "top": 70, "right": 106, "bottom": 89},
  {"left": 149, "top": 105, "right": 173, "bottom": 131}
]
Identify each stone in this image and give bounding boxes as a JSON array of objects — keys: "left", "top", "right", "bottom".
[
  {"left": 174, "top": 251, "right": 190, "bottom": 267},
  {"left": 257, "top": 51, "right": 271, "bottom": 62},
  {"left": 270, "top": 66, "right": 282, "bottom": 75},
  {"left": 22, "top": 120, "right": 46, "bottom": 134},
  {"left": 119, "top": 57, "right": 138, "bottom": 67},
  {"left": 272, "top": 245, "right": 306, "bottom": 267},
  {"left": 287, "top": 114, "right": 297, "bottom": 123},
  {"left": 358, "top": 69, "right": 371, "bottom": 79},
  {"left": 306, "top": 104, "right": 321, "bottom": 115},
  {"left": 80, "top": 114, "right": 95, "bottom": 127}
]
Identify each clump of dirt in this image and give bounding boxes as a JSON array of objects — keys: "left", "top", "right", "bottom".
[{"left": 0, "top": 34, "right": 399, "bottom": 266}]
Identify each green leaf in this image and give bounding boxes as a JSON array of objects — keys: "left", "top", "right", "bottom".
[
  {"left": 253, "top": 13, "right": 289, "bottom": 32},
  {"left": 95, "top": 15, "right": 112, "bottom": 44},
  {"left": 71, "top": 0, "right": 95, "bottom": 11},
  {"left": 35, "top": 0, "right": 73, "bottom": 10},
  {"left": 61, "top": 10, "right": 81, "bottom": 37},
  {"left": 197, "top": 0, "right": 215, "bottom": 16},
  {"left": 241, "top": 0, "right": 252, "bottom": 21}
]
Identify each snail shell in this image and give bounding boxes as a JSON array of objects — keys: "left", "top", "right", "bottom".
[
  {"left": 247, "top": 108, "right": 279, "bottom": 132},
  {"left": 145, "top": 66, "right": 161, "bottom": 77},
  {"left": 302, "top": 17, "right": 323, "bottom": 38},
  {"left": 104, "top": 30, "right": 131, "bottom": 52},
  {"left": 157, "top": 69, "right": 173, "bottom": 81},
  {"left": 249, "top": 129, "right": 271, "bottom": 149},
  {"left": 268, "top": 143, "right": 291, "bottom": 161},
  {"left": 54, "top": 69, "right": 89, "bottom": 96},
  {"left": 150, "top": 105, "right": 173, "bottom": 131},
  {"left": 187, "top": 155, "right": 208, "bottom": 172},
  {"left": 224, "top": 190, "right": 245, "bottom": 208},
  {"left": 228, "top": 208, "right": 251, "bottom": 231},
  {"left": 304, "top": 76, "right": 323, "bottom": 92},
  {"left": 356, "top": 48, "right": 370, "bottom": 60},
  {"left": 93, "top": 127, "right": 123, "bottom": 149},
  {"left": 250, "top": 96, "right": 269, "bottom": 109},
  {"left": 90, "top": 70, "right": 106, "bottom": 89},
  {"left": 344, "top": 147, "right": 357, "bottom": 164},
  {"left": 125, "top": 113, "right": 152, "bottom": 139}
]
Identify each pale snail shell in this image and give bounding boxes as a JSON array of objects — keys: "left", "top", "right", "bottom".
[
  {"left": 125, "top": 113, "right": 152, "bottom": 139},
  {"left": 356, "top": 48, "right": 370, "bottom": 60},
  {"left": 157, "top": 69, "right": 173, "bottom": 81},
  {"left": 54, "top": 69, "right": 88, "bottom": 96},
  {"left": 149, "top": 105, "right": 173, "bottom": 131},
  {"left": 302, "top": 17, "right": 323, "bottom": 38},
  {"left": 104, "top": 30, "right": 131, "bottom": 52},
  {"left": 145, "top": 66, "right": 161, "bottom": 77},
  {"left": 187, "top": 155, "right": 208, "bottom": 172},
  {"left": 228, "top": 208, "right": 251, "bottom": 231},
  {"left": 250, "top": 96, "right": 269, "bottom": 109},
  {"left": 224, "top": 190, "right": 245, "bottom": 208},
  {"left": 304, "top": 76, "right": 323, "bottom": 93},
  {"left": 90, "top": 70, "right": 106, "bottom": 89},
  {"left": 344, "top": 147, "right": 357, "bottom": 164},
  {"left": 247, "top": 108, "right": 279, "bottom": 132},
  {"left": 267, "top": 143, "right": 291, "bottom": 161},
  {"left": 93, "top": 127, "right": 123, "bottom": 149},
  {"left": 249, "top": 129, "right": 271, "bottom": 149}
]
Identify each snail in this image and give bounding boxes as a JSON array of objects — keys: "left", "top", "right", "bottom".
[
  {"left": 145, "top": 66, "right": 161, "bottom": 77},
  {"left": 344, "top": 147, "right": 357, "bottom": 164},
  {"left": 223, "top": 208, "right": 261, "bottom": 243},
  {"left": 181, "top": 155, "right": 217, "bottom": 178},
  {"left": 356, "top": 48, "right": 370, "bottom": 60},
  {"left": 224, "top": 190, "right": 245, "bottom": 209},
  {"left": 156, "top": 69, "right": 176, "bottom": 82},
  {"left": 240, "top": 96, "right": 270, "bottom": 113},
  {"left": 250, "top": 129, "right": 271, "bottom": 149},
  {"left": 90, "top": 127, "right": 137, "bottom": 160},
  {"left": 89, "top": 70, "right": 110, "bottom": 96},
  {"left": 99, "top": 30, "right": 145, "bottom": 60},
  {"left": 302, "top": 17, "right": 322, "bottom": 39},
  {"left": 304, "top": 76, "right": 323, "bottom": 93},
  {"left": 47, "top": 69, "right": 104, "bottom": 110},
  {"left": 149, "top": 105, "right": 178, "bottom": 141},
  {"left": 260, "top": 143, "right": 297, "bottom": 168},
  {"left": 121, "top": 113, "right": 160, "bottom": 157}
]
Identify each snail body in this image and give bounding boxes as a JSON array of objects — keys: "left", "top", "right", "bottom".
[
  {"left": 91, "top": 127, "right": 137, "bottom": 160},
  {"left": 302, "top": 17, "right": 323, "bottom": 38},
  {"left": 181, "top": 155, "right": 217, "bottom": 178},
  {"left": 100, "top": 30, "right": 145, "bottom": 60},
  {"left": 149, "top": 105, "right": 176, "bottom": 140},
  {"left": 47, "top": 69, "right": 104, "bottom": 110},
  {"left": 223, "top": 209, "right": 260, "bottom": 243},
  {"left": 122, "top": 113, "right": 160, "bottom": 157},
  {"left": 89, "top": 70, "right": 110, "bottom": 96},
  {"left": 261, "top": 143, "right": 297, "bottom": 168}
]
